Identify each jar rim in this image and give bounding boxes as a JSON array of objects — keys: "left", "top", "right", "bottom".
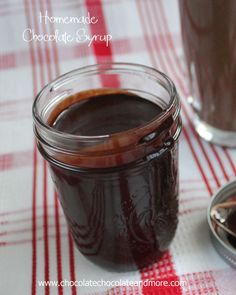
[{"left": 32, "top": 62, "right": 178, "bottom": 144}]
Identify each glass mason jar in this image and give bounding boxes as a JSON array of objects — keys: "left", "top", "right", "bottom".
[
  {"left": 33, "top": 63, "right": 182, "bottom": 271},
  {"left": 179, "top": 0, "right": 236, "bottom": 147}
]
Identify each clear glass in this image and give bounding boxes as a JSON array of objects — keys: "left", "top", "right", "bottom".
[
  {"left": 179, "top": 0, "right": 236, "bottom": 147},
  {"left": 33, "top": 63, "right": 182, "bottom": 271}
]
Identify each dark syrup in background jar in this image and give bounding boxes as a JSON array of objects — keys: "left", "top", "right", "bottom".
[
  {"left": 44, "top": 90, "right": 179, "bottom": 271},
  {"left": 179, "top": 0, "right": 236, "bottom": 146}
]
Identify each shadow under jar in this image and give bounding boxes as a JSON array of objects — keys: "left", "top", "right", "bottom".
[{"left": 33, "top": 63, "right": 182, "bottom": 272}]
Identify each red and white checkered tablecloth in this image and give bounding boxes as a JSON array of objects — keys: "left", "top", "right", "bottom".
[{"left": 1, "top": 0, "right": 236, "bottom": 294}]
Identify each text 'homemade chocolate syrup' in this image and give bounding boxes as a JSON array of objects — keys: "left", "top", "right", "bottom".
[{"left": 46, "top": 90, "right": 179, "bottom": 271}]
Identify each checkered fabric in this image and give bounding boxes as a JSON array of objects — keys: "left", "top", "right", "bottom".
[{"left": 0, "top": 0, "right": 235, "bottom": 294}]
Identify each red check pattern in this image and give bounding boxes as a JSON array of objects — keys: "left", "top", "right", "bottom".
[{"left": 0, "top": 0, "right": 235, "bottom": 294}]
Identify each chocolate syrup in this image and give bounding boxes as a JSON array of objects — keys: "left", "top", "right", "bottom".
[
  {"left": 227, "top": 209, "right": 236, "bottom": 248},
  {"left": 46, "top": 90, "right": 179, "bottom": 271},
  {"left": 53, "top": 92, "right": 162, "bottom": 136}
]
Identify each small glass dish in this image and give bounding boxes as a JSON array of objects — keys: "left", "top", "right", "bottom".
[{"left": 207, "top": 180, "right": 236, "bottom": 268}]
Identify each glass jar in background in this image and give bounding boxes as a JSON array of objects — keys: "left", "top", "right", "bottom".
[
  {"left": 33, "top": 63, "right": 182, "bottom": 271},
  {"left": 179, "top": 0, "right": 236, "bottom": 147}
]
